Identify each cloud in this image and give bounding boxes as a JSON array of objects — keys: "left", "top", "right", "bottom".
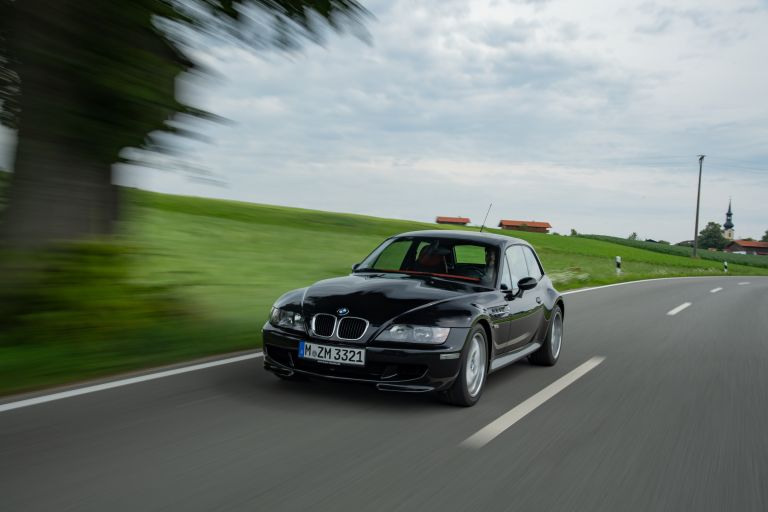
[
  {"left": 4, "top": 0, "right": 767, "bottom": 242},
  {"left": 151, "top": 0, "right": 766, "bottom": 241}
]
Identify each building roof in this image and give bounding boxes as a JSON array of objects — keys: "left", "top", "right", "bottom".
[
  {"left": 728, "top": 240, "right": 768, "bottom": 249},
  {"left": 498, "top": 220, "right": 552, "bottom": 229},
  {"left": 435, "top": 216, "right": 470, "bottom": 224}
]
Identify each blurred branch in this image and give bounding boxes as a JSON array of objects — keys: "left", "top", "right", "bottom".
[{"left": 0, "top": 0, "right": 370, "bottom": 247}]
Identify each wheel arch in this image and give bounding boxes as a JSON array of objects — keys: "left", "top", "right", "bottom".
[{"left": 473, "top": 318, "right": 493, "bottom": 365}]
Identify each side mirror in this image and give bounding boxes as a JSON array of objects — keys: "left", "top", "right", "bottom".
[
  {"left": 517, "top": 276, "right": 537, "bottom": 292},
  {"left": 500, "top": 283, "right": 518, "bottom": 299},
  {"left": 351, "top": 263, "right": 360, "bottom": 271}
]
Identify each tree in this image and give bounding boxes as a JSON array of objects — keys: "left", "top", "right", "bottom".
[
  {"left": 698, "top": 222, "right": 727, "bottom": 250},
  {"left": 627, "top": 232, "right": 638, "bottom": 241},
  {"left": 762, "top": 230, "right": 768, "bottom": 242},
  {"left": 570, "top": 228, "right": 578, "bottom": 236},
  {"left": 0, "top": 0, "right": 368, "bottom": 248}
]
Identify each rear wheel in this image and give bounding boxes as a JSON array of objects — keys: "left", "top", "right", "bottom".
[
  {"left": 445, "top": 326, "right": 488, "bottom": 407},
  {"left": 529, "top": 305, "right": 563, "bottom": 366}
]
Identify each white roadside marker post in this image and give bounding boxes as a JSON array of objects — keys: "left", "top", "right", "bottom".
[
  {"left": 724, "top": 261, "right": 728, "bottom": 273},
  {"left": 616, "top": 256, "right": 622, "bottom": 276}
]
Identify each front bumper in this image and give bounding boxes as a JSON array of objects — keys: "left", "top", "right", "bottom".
[{"left": 262, "top": 324, "right": 469, "bottom": 392}]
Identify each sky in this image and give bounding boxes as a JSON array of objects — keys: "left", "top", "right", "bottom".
[{"left": 2, "top": 0, "right": 768, "bottom": 242}]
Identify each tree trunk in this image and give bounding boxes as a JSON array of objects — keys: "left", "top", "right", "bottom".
[
  {"left": 0, "top": 138, "right": 117, "bottom": 249},
  {"left": 0, "top": 0, "right": 118, "bottom": 249}
]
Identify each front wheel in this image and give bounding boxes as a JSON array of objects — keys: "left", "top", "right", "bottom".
[
  {"left": 444, "top": 326, "right": 488, "bottom": 407},
  {"left": 529, "top": 305, "right": 563, "bottom": 366}
]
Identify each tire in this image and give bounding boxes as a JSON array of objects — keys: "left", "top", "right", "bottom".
[
  {"left": 529, "top": 305, "right": 563, "bottom": 366},
  {"left": 444, "top": 325, "right": 488, "bottom": 407}
]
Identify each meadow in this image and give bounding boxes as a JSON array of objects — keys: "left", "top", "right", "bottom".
[{"left": 1, "top": 185, "right": 766, "bottom": 395}]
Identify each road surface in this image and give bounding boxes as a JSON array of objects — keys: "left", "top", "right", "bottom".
[{"left": 1, "top": 277, "right": 767, "bottom": 511}]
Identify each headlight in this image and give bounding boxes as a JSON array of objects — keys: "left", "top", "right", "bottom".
[
  {"left": 376, "top": 325, "right": 450, "bottom": 344},
  {"left": 270, "top": 307, "right": 306, "bottom": 331}
]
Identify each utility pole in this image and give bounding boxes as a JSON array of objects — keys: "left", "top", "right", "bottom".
[{"left": 692, "top": 155, "right": 705, "bottom": 258}]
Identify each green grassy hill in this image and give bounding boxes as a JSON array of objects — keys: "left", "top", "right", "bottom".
[
  {"left": 2, "top": 186, "right": 767, "bottom": 395},
  {"left": 127, "top": 188, "right": 767, "bottom": 327},
  {"left": 578, "top": 234, "right": 768, "bottom": 269}
]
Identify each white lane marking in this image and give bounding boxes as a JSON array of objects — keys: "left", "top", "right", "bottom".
[
  {"left": 0, "top": 352, "right": 263, "bottom": 414},
  {"left": 461, "top": 357, "right": 605, "bottom": 449},
  {"left": 710, "top": 287, "right": 723, "bottom": 293},
  {"left": 561, "top": 276, "right": 727, "bottom": 295},
  {"left": 738, "top": 282, "right": 750, "bottom": 285},
  {"left": 666, "top": 302, "right": 692, "bottom": 316}
]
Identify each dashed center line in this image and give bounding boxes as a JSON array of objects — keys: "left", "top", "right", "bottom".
[
  {"left": 461, "top": 356, "right": 605, "bottom": 449},
  {"left": 667, "top": 302, "right": 692, "bottom": 316},
  {"left": 710, "top": 287, "right": 723, "bottom": 293},
  {"left": 738, "top": 282, "right": 750, "bottom": 286}
]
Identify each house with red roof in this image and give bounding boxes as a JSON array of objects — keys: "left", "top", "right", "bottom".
[
  {"left": 724, "top": 240, "right": 768, "bottom": 256},
  {"left": 498, "top": 220, "right": 552, "bottom": 234},
  {"left": 436, "top": 216, "right": 471, "bottom": 226}
]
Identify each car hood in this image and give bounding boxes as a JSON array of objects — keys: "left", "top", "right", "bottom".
[{"left": 302, "top": 273, "right": 485, "bottom": 326}]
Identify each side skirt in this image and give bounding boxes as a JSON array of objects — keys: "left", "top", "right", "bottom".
[{"left": 489, "top": 342, "right": 541, "bottom": 372}]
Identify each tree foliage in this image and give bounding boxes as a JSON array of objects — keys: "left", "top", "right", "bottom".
[
  {"left": 698, "top": 222, "right": 727, "bottom": 250},
  {"left": 0, "top": 0, "right": 369, "bottom": 247},
  {"left": 0, "top": 1, "right": 369, "bottom": 145},
  {"left": 627, "top": 232, "right": 638, "bottom": 241},
  {"left": 762, "top": 230, "right": 768, "bottom": 242}
]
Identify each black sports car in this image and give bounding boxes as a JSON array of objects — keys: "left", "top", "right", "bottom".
[{"left": 263, "top": 230, "right": 564, "bottom": 406}]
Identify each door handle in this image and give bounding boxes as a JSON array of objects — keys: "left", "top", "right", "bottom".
[{"left": 536, "top": 297, "right": 542, "bottom": 304}]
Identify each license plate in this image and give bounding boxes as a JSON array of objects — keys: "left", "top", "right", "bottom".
[{"left": 298, "top": 341, "right": 365, "bottom": 366}]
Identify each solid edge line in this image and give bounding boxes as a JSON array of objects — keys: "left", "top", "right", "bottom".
[
  {"left": 561, "top": 276, "right": 755, "bottom": 296},
  {"left": 461, "top": 356, "right": 605, "bottom": 449},
  {"left": 666, "top": 302, "right": 692, "bottom": 316},
  {"left": 0, "top": 352, "right": 263, "bottom": 414}
]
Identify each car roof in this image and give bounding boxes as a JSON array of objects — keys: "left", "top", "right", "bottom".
[{"left": 393, "top": 229, "right": 530, "bottom": 248}]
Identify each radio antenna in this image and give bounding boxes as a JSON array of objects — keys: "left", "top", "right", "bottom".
[{"left": 479, "top": 203, "right": 492, "bottom": 233}]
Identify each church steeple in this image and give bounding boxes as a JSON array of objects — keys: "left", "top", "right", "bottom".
[
  {"left": 723, "top": 199, "right": 735, "bottom": 240},
  {"left": 723, "top": 200, "right": 734, "bottom": 230}
]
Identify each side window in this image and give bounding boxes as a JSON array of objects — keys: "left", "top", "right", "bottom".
[
  {"left": 523, "top": 247, "right": 543, "bottom": 280},
  {"left": 505, "top": 246, "right": 528, "bottom": 288},
  {"left": 454, "top": 244, "right": 485, "bottom": 264},
  {"left": 500, "top": 256, "right": 513, "bottom": 290}
]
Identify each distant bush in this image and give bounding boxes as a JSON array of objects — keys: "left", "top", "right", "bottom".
[
  {"left": 0, "top": 241, "right": 190, "bottom": 346},
  {"left": 577, "top": 234, "right": 768, "bottom": 269}
]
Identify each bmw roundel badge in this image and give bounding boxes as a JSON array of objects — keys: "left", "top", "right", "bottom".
[{"left": 337, "top": 307, "right": 350, "bottom": 317}]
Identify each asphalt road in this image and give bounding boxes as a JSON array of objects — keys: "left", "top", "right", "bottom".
[{"left": 2, "top": 276, "right": 767, "bottom": 511}]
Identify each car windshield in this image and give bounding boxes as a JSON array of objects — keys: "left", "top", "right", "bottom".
[{"left": 356, "top": 237, "right": 499, "bottom": 286}]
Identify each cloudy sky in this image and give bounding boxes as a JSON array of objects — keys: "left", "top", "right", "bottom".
[{"left": 4, "top": 0, "right": 768, "bottom": 241}]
